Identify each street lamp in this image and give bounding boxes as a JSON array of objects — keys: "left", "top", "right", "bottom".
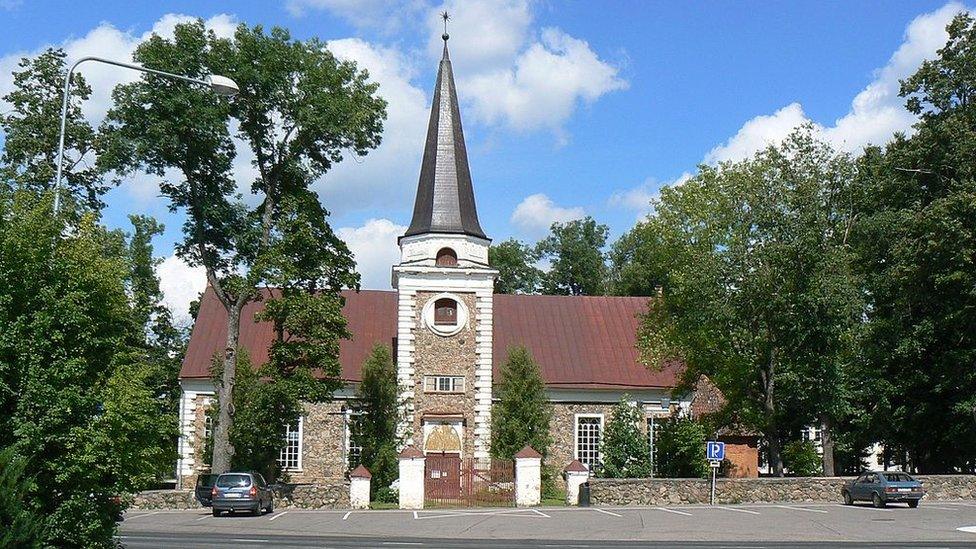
[{"left": 52, "top": 56, "right": 240, "bottom": 214}]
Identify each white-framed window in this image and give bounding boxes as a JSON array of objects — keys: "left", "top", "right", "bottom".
[
  {"left": 345, "top": 409, "right": 364, "bottom": 469},
  {"left": 278, "top": 416, "right": 303, "bottom": 471},
  {"left": 423, "top": 375, "right": 465, "bottom": 393},
  {"left": 574, "top": 414, "right": 604, "bottom": 470}
]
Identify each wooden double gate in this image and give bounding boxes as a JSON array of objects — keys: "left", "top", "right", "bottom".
[{"left": 424, "top": 453, "right": 515, "bottom": 507}]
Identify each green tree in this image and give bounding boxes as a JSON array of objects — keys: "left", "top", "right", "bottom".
[
  {"left": 535, "top": 216, "right": 609, "bottom": 295},
  {"left": 638, "top": 129, "right": 864, "bottom": 476},
  {"left": 0, "top": 446, "right": 44, "bottom": 549},
  {"left": 491, "top": 347, "right": 552, "bottom": 460},
  {"left": 489, "top": 238, "right": 542, "bottom": 294},
  {"left": 0, "top": 192, "right": 175, "bottom": 547},
  {"left": 0, "top": 49, "right": 112, "bottom": 211},
  {"left": 608, "top": 219, "right": 670, "bottom": 297},
  {"left": 782, "top": 440, "right": 822, "bottom": 477},
  {"left": 104, "top": 21, "right": 386, "bottom": 473},
  {"left": 599, "top": 398, "right": 653, "bottom": 478},
  {"left": 353, "top": 345, "right": 401, "bottom": 495},
  {"left": 655, "top": 416, "right": 708, "bottom": 478},
  {"left": 853, "top": 12, "right": 976, "bottom": 473}
]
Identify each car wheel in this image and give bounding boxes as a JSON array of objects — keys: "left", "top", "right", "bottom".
[
  {"left": 872, "top": 492, "right": 886, "bottom": 509},
  {"left": 908, "top": 500, "right": 919, "bottom": 508},
  {"left": 212, "top": 509, "right": 221, "bottom": 517},
  {"left": 843, "top": 491, "right": 853, "bottom": 506},
  {"left": 267, "top": 499, "right": 274, "bottom": 514}
]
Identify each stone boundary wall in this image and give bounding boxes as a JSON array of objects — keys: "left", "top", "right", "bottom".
[
  {"left": 589, "top": 475, "right": 976, "bottom": 506},
  {"left": 131, "top": 481, "right": 350, "bottom": 510}
]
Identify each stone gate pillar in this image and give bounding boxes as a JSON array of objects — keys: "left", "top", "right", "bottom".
[
  {"left": 350, "top": 465, "right": 372, "bottom": 510},
  {"left": 563, "top": 460, "right": 589, "bottom": 505},
  {"left": 514, "top": 446, "right": 542, "bottom": 507},
  {"left": 398, "top": 446, "right": 425, "bottom": 510}
]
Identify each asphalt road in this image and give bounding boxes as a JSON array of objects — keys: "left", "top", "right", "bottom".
[{"left": 118, "top": 501, "right": 976, "bottom": 548}]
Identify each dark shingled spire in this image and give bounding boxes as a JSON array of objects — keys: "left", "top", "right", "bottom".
[{"left": 403, "top": 31, "right": 487, "bottom": 240}]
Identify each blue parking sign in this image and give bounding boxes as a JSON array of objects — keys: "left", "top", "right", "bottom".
[{"left": 706, "top": 441, "right": 725, "bottom": 461}]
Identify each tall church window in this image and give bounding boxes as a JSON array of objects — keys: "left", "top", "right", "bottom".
[
  {"left": 345, "top": 409, "right": 364, "bottom": 469},
  {"left": 434, "top": 298, "right": 457, "bottom": 325},
  {"left": 278, "top": 417, "right": 303, "bottom": 471},
  {"left": 435, "top": 247, "right": 457, "bottom": 267},
  {"left": 575, "top": 414, "right": 603, "bottom": 470}
]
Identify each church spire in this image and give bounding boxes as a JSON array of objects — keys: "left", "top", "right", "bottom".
[{"left": 403, "top": 14, "right": 487, "bottom": 240}]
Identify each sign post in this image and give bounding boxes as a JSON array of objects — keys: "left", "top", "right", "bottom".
[{"left": 706, "top": 441, "right": 725, "bottom": 505}]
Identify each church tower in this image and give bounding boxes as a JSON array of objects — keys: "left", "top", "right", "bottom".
[{"left": 393, "top": 25, "right": 497, "bottom": 463}]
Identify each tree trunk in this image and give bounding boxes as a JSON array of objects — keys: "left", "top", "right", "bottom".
[
  {"left": 211, "top": 305, "right": 242, "bottom": 474},
  {"left": 821, "top": 416, "right": 835, "bottom": 476},
  {"left": 761, "top": 348, "right": 784, "bottom": 476}
]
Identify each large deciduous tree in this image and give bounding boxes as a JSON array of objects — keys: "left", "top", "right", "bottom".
[
  {"left": 854, "top": 12, "right": 976, "bottom": 473},
  {"left": 535, "top": 216, "right": 610, "bottom": 296},
  {"left": 104, "top": 21, "right": 386, "bottom": 473},
  {"left": 489, "top": 238, "right": 543, "bottom": 294},
  {"left": 0, "top": 49, "right": 112, "bottom": 212},
  {"left": 0, "top": 193, "right": 175, "bottom": 547},
  {"left": 636, "top": 129, "right": 863, "bottom": 476}
]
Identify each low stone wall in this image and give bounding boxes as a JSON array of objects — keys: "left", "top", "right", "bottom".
[
  {"left": 589, "top": 475, "right": 976, "bottom": 506},
  {"left": 130, "top": 489, "right": 199, "bottom": 510},
  {"left": 130, "top": 481, "right": 351, "bottom": 510}
]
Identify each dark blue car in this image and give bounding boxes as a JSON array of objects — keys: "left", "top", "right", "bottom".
[{"left": 842, "top": 471, "right": 924, "bottom": 508}]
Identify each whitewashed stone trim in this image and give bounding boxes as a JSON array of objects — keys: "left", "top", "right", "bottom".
[{"left": 515, "top": 454, "right": 542, "bottom": 507}]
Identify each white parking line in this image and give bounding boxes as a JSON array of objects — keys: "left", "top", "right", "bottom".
[
  {"left": 775, "top": 505, "right": 828, "bottom": 514},
  {"left": 532, "top": 509, "right": 551, "bottom": 518},
  {"left": 195, "top": 514, "right": 211, "bottom": 521},
  {"left": 950, "top": 502, "right": 976, "bottom": 508},
  {"left": 269, "top": 511, "right": 288, "bottom": 521},
  {"left": 341, "top": 511, "right": 351, "bottom": 520},
  {"left": 655, "top": 507, "right": 693, "bottom": 516},
  {"left": 124, "top": 511, "right": 161, "bottom": 521},
  {"left": 711, "top": 506, "right": 760, "bottom": 515},
  {"left": 593, "top": 508, "right": 622, "bottom": 517}
]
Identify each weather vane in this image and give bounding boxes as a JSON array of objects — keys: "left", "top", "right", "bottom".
[{"left": 441, "top": 11, "right": 450, "bottom": 41}]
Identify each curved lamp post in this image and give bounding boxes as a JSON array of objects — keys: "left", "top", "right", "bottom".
[{"left": 52, "top": 56, "right": 240, "bottom": 214}]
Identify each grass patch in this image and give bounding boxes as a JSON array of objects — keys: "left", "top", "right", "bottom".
[{"left": 369, "top": 501, "right": 399, "bottom": 510}]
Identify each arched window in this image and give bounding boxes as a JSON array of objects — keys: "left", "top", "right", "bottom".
[
  {"left": 434, "top": 298, "right": 457, "bottom": 325},
  {"left": 435, "top": 247, "right": 458, "bottom": 267}
]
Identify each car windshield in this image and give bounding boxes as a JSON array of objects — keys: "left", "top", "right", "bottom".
[
  {"left": 883, "top": 473, "right": 914, "bottom": 482},
  {"left": 216, "top": 474, "right": 251, "bottom": 488}
]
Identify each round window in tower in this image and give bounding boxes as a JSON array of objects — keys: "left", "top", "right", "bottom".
[
  {"left": 421, "top": 293, "right": 468, "bottom": 337},
  {"left": 435, "top": 247, "right": 458, "bottom": 267}
]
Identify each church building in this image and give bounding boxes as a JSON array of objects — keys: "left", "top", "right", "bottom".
[{"left": 176, "top": 32, "right": 756, "bottom": 490}]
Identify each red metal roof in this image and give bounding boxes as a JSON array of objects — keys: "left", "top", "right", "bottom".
[{"left": 180, "top": 288, "right": 680, "bottom": 390}]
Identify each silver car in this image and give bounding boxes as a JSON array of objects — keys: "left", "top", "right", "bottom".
[{"left": 211, "top": 472, "right": 275, "bottom": 517}]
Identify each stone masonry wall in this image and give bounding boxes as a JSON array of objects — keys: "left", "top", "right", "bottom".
[
  {"left": 589, "top": 475, "right": 976, "bottom": 506},
  {"left": 411, "top": 291, "right": 479, "bottom": 459},
  {"left": 548, "top": 403, "right": 616, "bottom": 487},
  {"left": 289, "top": 400, "right": 349, "bottom": 483},
  {"left": 131, "top": 481, "right": 350, "bottom": 510}
]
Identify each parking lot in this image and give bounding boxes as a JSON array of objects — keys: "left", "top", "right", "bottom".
[{"left": 118, "top": 501, "right": 976, "bottom": 548}]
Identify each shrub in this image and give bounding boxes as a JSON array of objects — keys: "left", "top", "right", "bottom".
[
  {"left": 374, "top": 486, "right": 398, "bottom": 504},
  {"left": 783, "top": 440, "right": 822, "bottom": 476},
  {"left": 0, "top": 446, "right": 44, "bottom": 548},
  {"left": 600, "top": 398, "right": 653, "bottom": 478},
  {"left": 655, "top": 416, "right": 708, "bottom": 478}
]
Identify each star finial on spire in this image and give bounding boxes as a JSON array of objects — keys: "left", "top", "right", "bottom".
[{"left": 441, "top": 11, "right": 450, "bottom": 41}]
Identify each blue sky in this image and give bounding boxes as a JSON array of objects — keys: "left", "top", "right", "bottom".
[{"left": 0, "top": 0, "right": 965, "bottom": 321}]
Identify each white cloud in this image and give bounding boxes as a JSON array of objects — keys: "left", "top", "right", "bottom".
[
  {"left": 0, "top": 13, "right": 237, "bottom": 126},
  {"left": 609, "top": 172, "right": 692, "bottom": 219},
  {"left": 338, "top": 218, "right": 407, "bottom": 289},
  {"left": 705, "top": 2, "right": 967, "bottom": 164},
  {"left": 511, "top": 193, "right": 584, "bottom": 236},
  {"left": 157, "top": 253, "right": 208, "bottom": 328},
  {"left": 461, "top": 27, "right": 627, "bottom": 139},
  {"left": 317, "top": 38, "right": 429, "bottom": 214},
  {"left": 426, "top": 0, "right": 533, "bottom": 73}
]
